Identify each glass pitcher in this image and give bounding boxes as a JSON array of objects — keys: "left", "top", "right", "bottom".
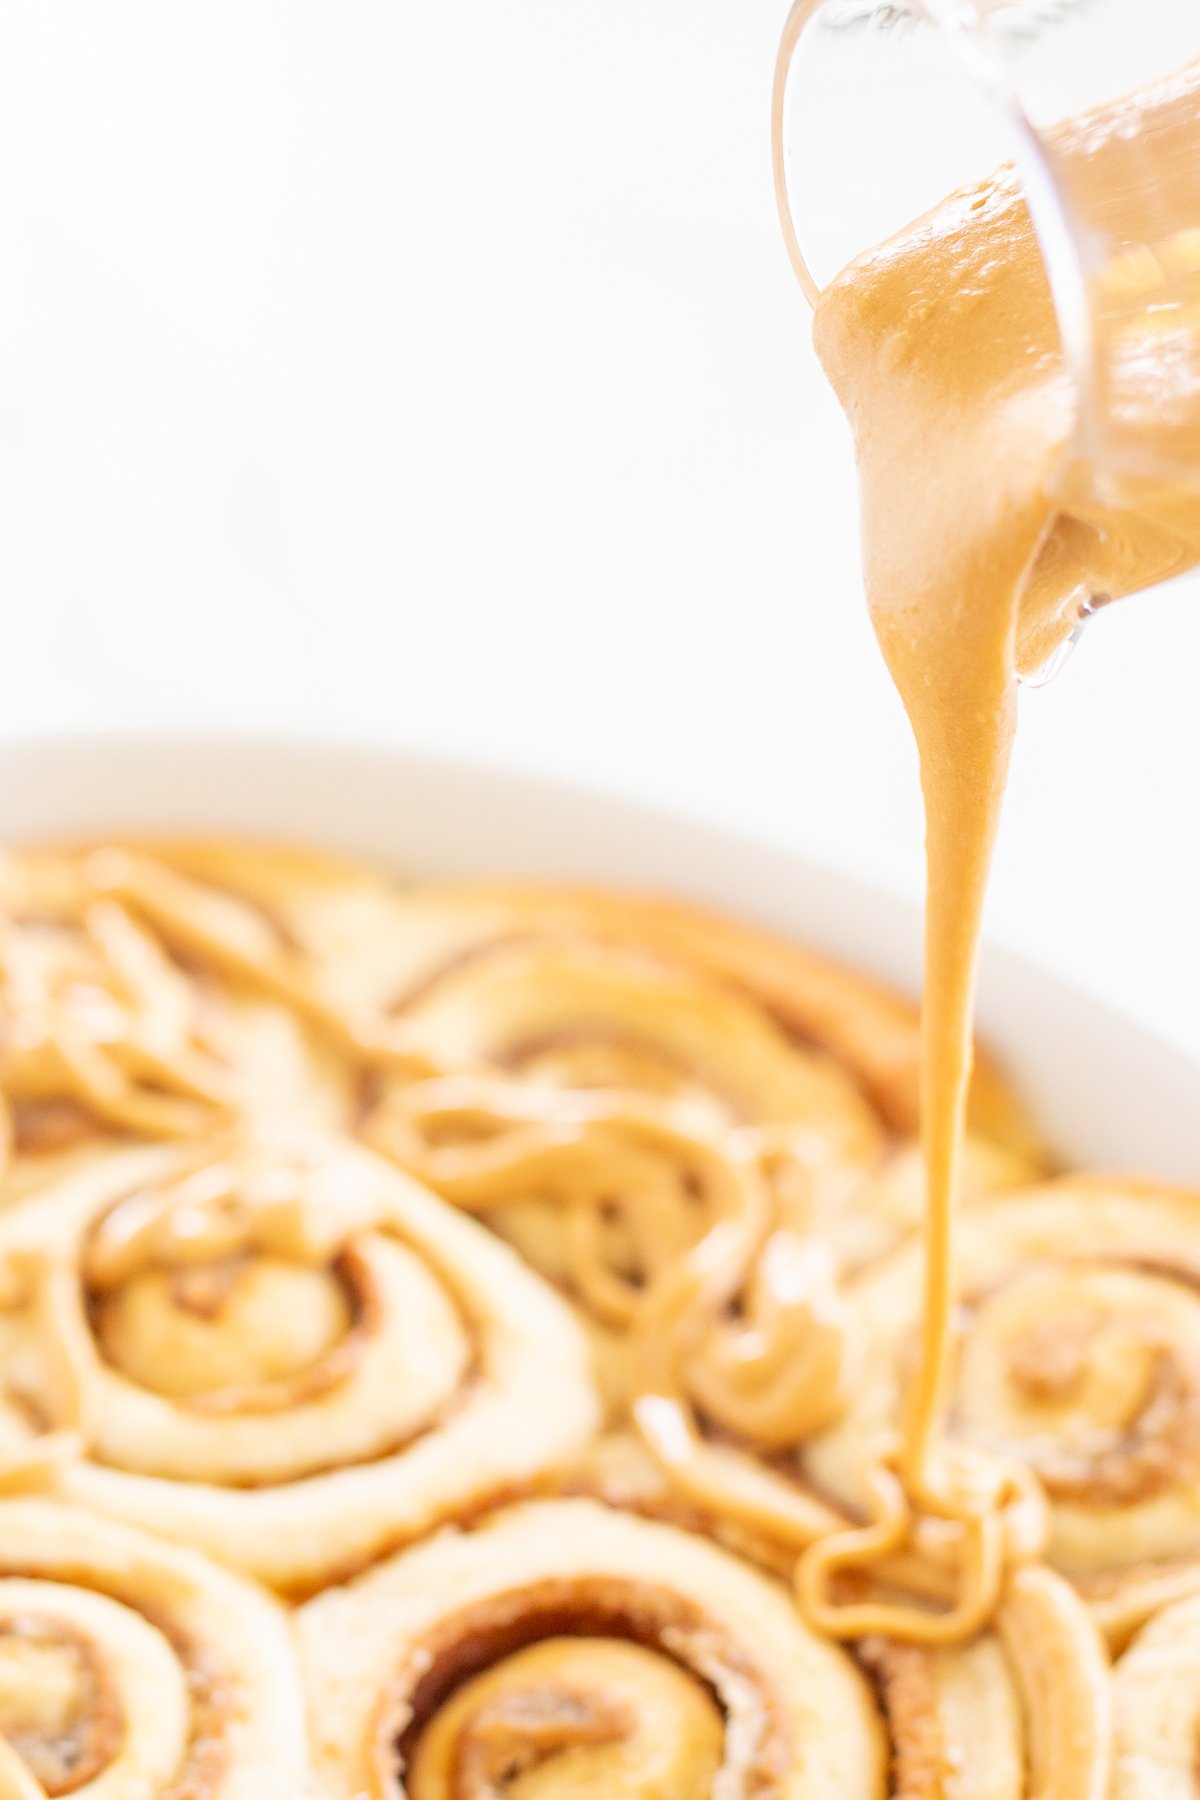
[{"left": 771, "top": 0, "right": 1200, "bottom": 666}]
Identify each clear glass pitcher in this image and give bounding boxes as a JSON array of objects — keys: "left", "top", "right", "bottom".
[{"left": 772, "top": 0, "right": 1200, "bottom": 597}]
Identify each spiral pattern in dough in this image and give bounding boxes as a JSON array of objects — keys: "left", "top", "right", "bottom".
[
  {"left": 0, "top": 1133, "right": 598, "bottom": 1591},
  {"left": 296, "top": 1497, "right": 885, "bottom": 1798},
  {"left": 0, "top": 1497, "right": 308, "bottom": 1799},
  {"left": 368, "top": 926, "right": 894, "bottom": 1302},
  {"left": 349, "top": 880, "right": 1041, "bottom": 1147},
  {"left": 805, "top": 1175, "right": 1200, "bottom": 1644},
  {"left": 863, "top": 1560, "right": 1109, "bottom": 1800}
]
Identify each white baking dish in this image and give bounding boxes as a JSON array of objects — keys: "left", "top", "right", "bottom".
[{"left": 1, "top": 728, "right": 1194, "bottom": 1181}]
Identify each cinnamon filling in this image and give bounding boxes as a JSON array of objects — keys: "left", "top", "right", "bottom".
[
  {"left": 379, "top": 1579, "right": 785, "bottom": 1798},
  {"left": 0, "top": 1615, "right": 119, "bottom": 1795}
]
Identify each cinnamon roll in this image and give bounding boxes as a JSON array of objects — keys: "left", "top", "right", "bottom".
[
  {"left": 364, "top": 884, "right": 1040, "bottom": 1448},
  {"left": 805, "top": 1175, "right": 1200, "bottom": 1645},
  {"left": 295, "top": 1498, "right": 884, "bottom": 1797},
  {"left": 296, "top": 1496, "right": 1108, "bottom": 1799},
  {"left": 0, "top": 1496, "right": 308, "bottom": 1798},
  {"left": 82, "top": 840, "right": 414, "bottom": 1054},
  {"left": 364, "top": 882, "right": 1045, "bottom": 1202},
  {"left": 0, "top": 1133, "right": 598, "bottom": 1591},
  {"left": 369, "top": 1075, "right": 1035, "bottom": 1568},
  {"left": 351, "top": 881, "right": 1040, "bottom": 1149},
  {"left": 366, "top": 913, "right": 893, "bottom": 1299},
  {"left": 0, "top": 847, "right": 353, "bottom": 1202}
]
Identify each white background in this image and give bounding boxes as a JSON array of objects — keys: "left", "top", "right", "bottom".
[{"left": 1, "top": 2, "right": 1197, "bottom": 1060}]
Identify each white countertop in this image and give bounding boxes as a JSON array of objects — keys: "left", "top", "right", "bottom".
[{"left": 2, "top": 1, "right": 1198, "bottom": 1063}]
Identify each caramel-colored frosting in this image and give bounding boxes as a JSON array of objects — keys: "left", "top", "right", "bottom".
[{"left": 803, "top": 59, "right": 1200, "bottom": 1641}]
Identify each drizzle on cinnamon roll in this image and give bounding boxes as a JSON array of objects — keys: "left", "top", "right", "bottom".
[
  {"left": 359, "top": 888, "right": 1040, "bottom": 1551},
  {"left": 805, "top": 1175, "right": 1200, "bottom": 1645},
  {"left": 0, "top": 847, "right": 355, "bottom": 1203},
  {"left": 364, "top": 881, "right": 1044, "bottom": 1272}
]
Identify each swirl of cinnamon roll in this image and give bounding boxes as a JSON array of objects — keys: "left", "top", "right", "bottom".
[
  {"left": 295, "top": 1498, "right": 884, "bottom": 1798},
  {"left": 805, "top": 1175, "right": 1200, "bottom": 1645},
  {"left": 0, "top": 1497, "right": 308, "bottom": 1798},
  {"left": 372, "top": 1073, "right": 850, "bottom": 1426},
  {"left": 369, "top": 1071, "right": 1033, "bottom": 1565},
  {"left": 0, "top": 1133, "right": 598, "bottom": 1592},
  {"left": 354, "top": 881, "right": 1042, "bottom": 1152},
  {"left": 369, "top": 1065, "right": 878, "bottom": 1578},
  {"left": 0, "top": 848, "right": 353, "bottom": 1200},
  {"left": 296, "top": 1497, "right": 1108, "bottom": 1799},
  {"left": 860, "top": 1561, "right": 1109, "bottom": 1800},
  {"left": 382, "top": 935, "right": 888, "bottom": 1152},
  {"left": 364, "top": 884, "right": 1043, "bottom": 1357}
]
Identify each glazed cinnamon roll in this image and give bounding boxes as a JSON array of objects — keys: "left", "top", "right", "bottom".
[
  {"left": 82, "top": 840, "right": 413, "bottom": 1053},
  {"left": 350, "top": 880, "right": 1040, "bottom": 1148},
  {"left": 366, "top": 909, "right": 893, "bottom": 1279},
  {"left": 0, "top": 1133, "right": 598, "bottom": 1591},
  {"left": 805, "top": 1175, "right": 1200, "bottom": 1645},
  {"left": 295, "top": 1498, "right": 883, "bottom": 1798},
  {"left": 368, "top": 1072, "right": 1034, "bottom": 1568},
  {"left": 364, "top": 888, "right": 1039, "bottom": 1448},
  {"left": 0, "top": 847, "right": 353, "bottom": 1202},
  {"left": 296, "top": 1497, "right": 1108, "bottom": 1799},
  {"left": 0, "top": 1497, "right": 308, "bottom": 1798},
  {"left": 365, "top": 883, "right": 1044, "bottom": 1220}
]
